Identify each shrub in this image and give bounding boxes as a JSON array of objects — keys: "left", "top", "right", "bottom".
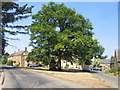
[
  {"left": 2, "top": 59, "right": 7, "bottom": 64},
  {"left": 0, "top": 60, "right": 2, "bottom": 64},
  {"left": 7, "top": 60, "right": 13, "bottom": 66},
  {"left": 108, "top": 67, "right": 119, "bottom": 76},
  {"left": 14, "top": 64, "right": 20, "bottom": 67},
  {"left": 64, "top": 65, "right": 69, "bottom": 69}
]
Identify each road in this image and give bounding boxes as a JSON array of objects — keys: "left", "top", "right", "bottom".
[
  {"left": 93, "top": 71, "right": 118, "bottom": 88},
  {"left": 2, "top": 66, "right": 84, "bottom": 88},
  {"left": 64, "top": 68, "right": 119, "bottom": 88}
]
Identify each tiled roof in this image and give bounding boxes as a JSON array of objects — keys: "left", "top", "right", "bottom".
[
  {"left": 101, "top": 59, "right": 111, "bottom": 64},
  {"left": 11, "top": 50, "right": 28, "bottom": 56},
  {"left": 12, "top": 50, "right": 24, "bottom": 55}
]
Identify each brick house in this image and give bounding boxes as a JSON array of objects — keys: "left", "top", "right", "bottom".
[{"left": 8, "top": 47, "right": 28, "bottom": 67}]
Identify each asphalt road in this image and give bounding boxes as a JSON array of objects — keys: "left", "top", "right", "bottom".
[
  {"left": 93, "top": 71, "right": 118, "bottom": 88},
  {"left": 2, "top": 66, "right": 84, "bottom": 88}
]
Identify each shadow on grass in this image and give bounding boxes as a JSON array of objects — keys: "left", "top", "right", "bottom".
[
  {"left": 18, "top": 67, "right": 98, "bottom": 73},
  {"left": 1, "top": 66, "right": 98, "bottom": 73}
]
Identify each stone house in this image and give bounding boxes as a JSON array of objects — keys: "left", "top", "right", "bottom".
[
  {"left": 100, "top": 59, "right": 111, "bottom": 70},
  {"left": 8, "top": 47, "right": 28, "bottom": 67},
  {"left": 114, "top": 49, "right": 120, "bottom": 65},
  {"left": 61, "top": 60, "right": 83, "bottom": 69}
]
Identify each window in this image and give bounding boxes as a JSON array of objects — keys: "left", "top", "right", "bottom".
[{"left": 13, "top": 61, "right": 16, "bottom": 63}]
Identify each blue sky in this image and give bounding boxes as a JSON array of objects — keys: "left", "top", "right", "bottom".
[{"left": 5, "top": 2, "right": 118, "bottom": 59}]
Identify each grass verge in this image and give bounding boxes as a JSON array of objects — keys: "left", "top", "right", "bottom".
[{"left": 20, "top": 67, "right": 114, "bottom": 88}]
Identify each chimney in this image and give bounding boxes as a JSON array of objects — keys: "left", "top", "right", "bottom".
[{"left": 25, "top": 47, "right": 27, "bottom": 51}]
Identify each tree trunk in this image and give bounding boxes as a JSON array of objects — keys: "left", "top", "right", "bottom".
[
  {"left": 57, "top": 57, "right": 61, "bottom": 71},
  {"left": 49, "top": 59, "right": 57, "bottom": 71}
]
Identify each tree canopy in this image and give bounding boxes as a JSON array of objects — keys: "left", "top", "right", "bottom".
[
  {"left": 0, "top": 2, "right": 33, "bottom": 55},
  {"left": 27, "top": 2, "right": 105, "bottom": 71}
]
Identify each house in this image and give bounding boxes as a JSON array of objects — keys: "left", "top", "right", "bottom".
[
  {"left": 61, "top": 60, "right": 83, "bottom": 69},
  {"left": 114, "top": 49, "right": 120, "bottom": 65},
  {"left": 61, "top": 60, "right": 76, "bottom": 69},
  {"left": 100, "top": 59, "right": 111, "bottom": 70},
  {"left": 8, "top": 47, "right": 28, "bottom": 67}
]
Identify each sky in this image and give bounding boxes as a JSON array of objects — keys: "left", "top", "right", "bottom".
[{"left": 5, "top": 1, "right": 118, "bottom": 59}]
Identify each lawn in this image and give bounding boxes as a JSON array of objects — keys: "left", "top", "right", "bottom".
[{"left": 20, "top": 67, "right": 114, "bottom": 88}]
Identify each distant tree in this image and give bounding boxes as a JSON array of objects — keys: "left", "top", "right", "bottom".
[
  {"left": 92, "top": 58, "right": 101, "bottom": 67},
  {"left": 28, "top": 2, "right": 105, "bottom": 71},
  {"left": 110, "top": 56, "right": 116, "bottom": 63},
  {"left": 110, "top": 56, "right": 116, "bottom": 68},
  {"left": 99, "top": 55, "right": 108, "bottom": 59},
  {"left": 1, "top": 2, "right": 34, "bottom": 55},
  {"left": 2, "top": 52, "right": 9, "bottom": 64}
]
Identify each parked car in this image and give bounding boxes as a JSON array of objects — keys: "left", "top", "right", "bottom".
[
  {"left": 29, "top": 64, "right": 42, "bottom": 67},
  {"left": 82, "top": 67, "right": 91, "bottom": 72},
  {"left": 91, "top": 67, "right": 102, "bottom": 71}
]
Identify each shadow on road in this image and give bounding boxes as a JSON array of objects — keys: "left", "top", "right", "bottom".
[
  {"left": 1, "top": 66, "right": 99, "bottom": 73},
  {"left": 1, "top": 66, "right": 17, "bottom": 70}
]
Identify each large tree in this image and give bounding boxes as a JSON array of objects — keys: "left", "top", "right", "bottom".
[
  {"left": 28, "top": 2, "right": 105, "bottom": 71},
  {"left": 0, "top": 1, "right": 33, "bottom": 55}
]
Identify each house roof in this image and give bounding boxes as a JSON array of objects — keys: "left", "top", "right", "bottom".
[
  {"left": 101, "top": 59, "right": 111, "bottom": 64},
  {"left": 11, "top": 50, "right": 24, "bottom": 56},
  {"left": 11, "top": 49, "right": 28, "bottom": 56}
]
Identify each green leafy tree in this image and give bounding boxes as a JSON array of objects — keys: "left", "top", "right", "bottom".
[
  {"left": 26, "top": 51, "right": 35, "bottom": 62},
  {"left": 110, "top": 56, "right": 116, "bottom": 63},
  {"left": 7, "top": 60, "right": 13, "bottom": 66},
  {"left": 110, "top": 56, "right": 116, "bottom": 68},
  {"left": 99, "top": 55, "right": 108, "bottom": 59},
  {"left": 1, "top": 2, "right": 34, "bottom": 55},
  {"left": 28, "top": 2, "right": 105, "bottom": 71},
  {"left": 92, "top": 58, "right": 101, "bottom": 67},
  {"left": 2, "top": 52, "right": 9, "bottom": 64}
]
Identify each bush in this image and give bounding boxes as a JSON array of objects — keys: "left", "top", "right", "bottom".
[
  {"left": 14, "top": 64, "right": 20, "bottom": 67},
  {"left": 118, "top": 67, "right": 120, "bottom": 71},
  {"left": 7, "top": 61, "right": 13, "bottom": 66},
  {"left": 109, "top": 68, "right": 116, "bottom": 73},
  {"left": 0, "top": 60, "right": 2, "bottom": 64},
  {"left": 64, "top": 65, "right": 69, "bottom": 69},
  {"left": 108, "top": 67, "right": 119, "bottom": 76},
  {"left": 2, "top": 59, "right": 7, "bottom": 64}
]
